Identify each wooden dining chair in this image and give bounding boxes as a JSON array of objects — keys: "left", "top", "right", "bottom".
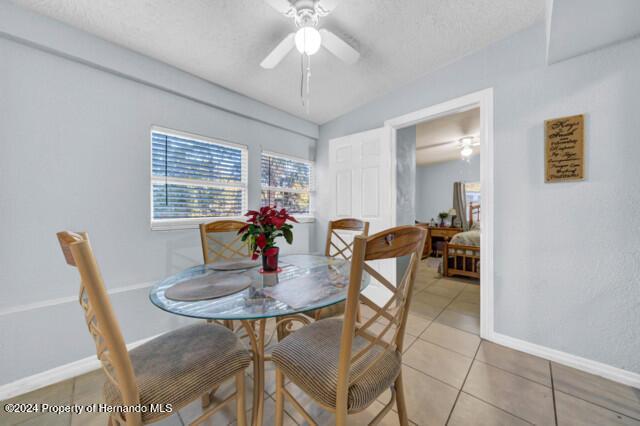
[
  {"left": 57, "top": 231, "right": 251, "bottom": 426},
  {"left": 199, "top": 220, "right": 250, "bottom": 264},
  {"left": 271, "top": 225, "right": 427, "bottom": 426},
  {"left": 325, "top": 218, "right": 370, "bottom": 260},
  {"left": 306, "top": 218, "right": 369, "bottom": 320},
  {"left": 200, "top": 220, "right": 251, "bottom": 330}
]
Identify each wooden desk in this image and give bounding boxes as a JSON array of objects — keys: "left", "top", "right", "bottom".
[{"left": 416, "top": 225, "right": 463, "bottom": 259}]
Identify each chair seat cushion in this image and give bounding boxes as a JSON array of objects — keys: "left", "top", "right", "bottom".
[
  {"left": 104, "top": 323, "right": 251, "bottom": 422},
  {"left": 272, "top": 318, "right": 401, "bottom": 412}
]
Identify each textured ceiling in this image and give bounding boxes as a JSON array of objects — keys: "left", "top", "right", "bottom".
[
  {"left": 12, "top": 0, "right": 544, "bottom": 124},
  {"left": 416, "top": 108, "right": 479, "bottom": 165}
]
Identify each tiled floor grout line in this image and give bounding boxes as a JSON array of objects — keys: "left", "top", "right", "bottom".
[
  {"left": 427, "top": 284, "right": 469, "bottom": 325},
  {"left": 399, "top": 363, "right": 460, "bottom": 393},
  {"left": 443, "top": 337, "right": 482, "bottom": 425},
  {"left": 402, "top": 333, "right": 421, "bottom": 354},
  {"left": 471, "top": 358, "right": 552, "bottom": 389},
  {"left": 550, "top": 362, "right": 558, "bottom": 426},
  {"left": 454, "top": 391, "right": 536, "bottom": 425},
  {"left": 68, "top": 378, "right": 78, "bottom": 425},
  {"left": 553, "top": 389, "right": 640, "bottom": 422},
  {"left": 445, "top": 336, "right": 536, "bottom": 426},
  {"left": 414, "top": 332, "right": 477, "bottom": 360}
]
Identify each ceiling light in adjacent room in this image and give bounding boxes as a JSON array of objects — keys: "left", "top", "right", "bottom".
[
  {"left": 460, "top": 136, "right": 475, "bottom": 158},
  {"left": 295, "top": 26, "right": 322, "bottom": 55},
  {"left": 461, "top": 145, "right": 473, "bottom": 157}
]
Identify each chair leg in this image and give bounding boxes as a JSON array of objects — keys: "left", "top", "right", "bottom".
[
  {"left": 394, "top": 372, "right": 409, "bottom": 426},
  {"left": 201, "top": 385, "right": 220, "bottom": 409},
  {"left": 201, "top": 392, "right": 211, "bottom": 409},
  {"left": 236, "top": 372, "right": 247, "bottom": 426},
  {"left": 335, "top": 408, "right": 348, "bottom": 426},
  {"left": 274, "top": 368, "right": 285, "bottom": 426}
]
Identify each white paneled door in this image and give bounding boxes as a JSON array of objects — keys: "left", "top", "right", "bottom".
[{"left": 329, "top": 127, "right": 395, "bottom": 305}]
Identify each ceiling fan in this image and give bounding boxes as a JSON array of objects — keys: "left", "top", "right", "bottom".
[
  {"left": 417, "top": 136, "right": 480, "bottom": 159},
  {"left": 260, "top": 0, "right": 360, "bottom": 69}
]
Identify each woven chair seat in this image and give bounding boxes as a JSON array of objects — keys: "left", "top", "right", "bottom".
[
  {"left": 272, "top": 318, "right": 401, "bottom": 412},
  {"left": 104, "top": 323, "right": 251, "bottom": 422}
]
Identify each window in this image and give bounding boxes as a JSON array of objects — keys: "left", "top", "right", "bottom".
[
  {"left": 151, "top": 127, "right": 248, "bottom": 229},
  {"left": 465, "top": 182, "right": 481, "bottom": 206},
  {"left": 261, "top": 151, "right": 313, "bottom": 215}
]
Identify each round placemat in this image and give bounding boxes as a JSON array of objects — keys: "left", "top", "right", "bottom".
[
  {"left": 208, "top": 259, "right": 260, "bottom": 271},
  {"left": 165, "top": 273, "right": 252, "bottom": 302}
]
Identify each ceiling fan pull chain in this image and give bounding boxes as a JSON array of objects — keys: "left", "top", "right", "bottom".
[
  {"left": 300, "top": 53, "right": 305, "bottom": 107},
  {"left": 305, "top": 54, "right": 311, "bottom": 114}
]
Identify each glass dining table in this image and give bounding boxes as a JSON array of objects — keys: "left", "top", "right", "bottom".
[{"left": 149, "top": 254, "right": 370, "bottom": 426}]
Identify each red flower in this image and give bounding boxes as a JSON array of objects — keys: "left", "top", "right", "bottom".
[
  {"left": 251, "top": 252, "right": 259, "bottom": 260},
  {"left": 271, "top": 216, "right": 286, "bottom": 229},
  {"left": 256, "top": 234, "right": 267, "bottom": 249}
]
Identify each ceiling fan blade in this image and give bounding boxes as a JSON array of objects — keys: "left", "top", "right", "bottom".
[
  {"left": 319, "top": 29, "right": 360, "bottom": 64},
  {"left": 264, "top": 0, "right": 294, "bottom": 15},
  {"left": 317, "top": 0, "right": 342, "bottom": 14},
  {"left": 260, "top": 33, "right": 295, "bottom": 69},
  {"left": 416, "top": 140, "right": 458, "bottom": 151}
]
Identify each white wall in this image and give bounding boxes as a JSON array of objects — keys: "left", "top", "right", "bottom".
[
  {"left": 0, "top": 4, "right": 317, "bottom": 385},
  {"left": 316, "top": 24, "right": 640, "bottom": 375},
  {"left": 415, "top": 156, "right": 480, "bottom": 223}
]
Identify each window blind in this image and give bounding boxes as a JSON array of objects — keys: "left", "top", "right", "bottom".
[
  {"left": 151, "top": 129, "right": 247, "bottom": 223},
  {"left": 261, "top": 152, "right": 313, "bottom": 215}
]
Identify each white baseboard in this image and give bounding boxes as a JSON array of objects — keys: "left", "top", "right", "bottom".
[
  {"left": 487, "top": 331, "right": 640, "bottom": 389},
  {"left": 0, "top": 333, "right": 162, "bottom": 401}
]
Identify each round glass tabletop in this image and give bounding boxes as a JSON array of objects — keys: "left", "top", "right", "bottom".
[{"left": 149, "top": 254, "right": 370, "bottom": 321}]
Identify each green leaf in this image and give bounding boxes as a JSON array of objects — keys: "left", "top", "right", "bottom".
[{"left": 283, "top": 227, "right": 293, "bottom": 244}]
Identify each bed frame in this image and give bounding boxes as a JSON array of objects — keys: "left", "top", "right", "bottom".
[{"left": 443, "top": 203, "right": 480, "bottom": 280}]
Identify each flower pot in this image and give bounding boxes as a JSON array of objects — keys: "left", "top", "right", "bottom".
[{"left": 261, "top": 247, "right": 279, "bottom": 272}]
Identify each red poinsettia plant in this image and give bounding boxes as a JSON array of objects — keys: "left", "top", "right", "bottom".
[{"left": 238, "top": 206, "right": 298, "bottom": 262}]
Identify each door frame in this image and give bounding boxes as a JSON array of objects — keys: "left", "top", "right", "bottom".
[{"left": 384, "top": 88, "right": 494, "bottom": 338}]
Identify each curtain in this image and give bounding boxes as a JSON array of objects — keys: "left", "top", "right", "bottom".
[{"left": 453, "top": 182, "right": 468, "bottom": 230}]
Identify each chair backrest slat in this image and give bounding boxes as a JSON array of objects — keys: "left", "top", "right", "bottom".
[
  {"left": 324, "top": 218, "right": 370, "bottom": 260},
  {"left": 199, "top": 220, "right": 250, "bottom": 264},
  {"left": 56, "top": 231, "right": 142, "bottom": 425},
  {"left": 335, "top": 226, "right": 427, "bottom": 415}
]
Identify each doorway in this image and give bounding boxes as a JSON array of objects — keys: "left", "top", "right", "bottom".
[{"left": 385, "top": 88, "right": 494, "bottom": 338}]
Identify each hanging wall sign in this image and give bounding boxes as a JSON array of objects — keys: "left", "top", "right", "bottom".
[{"left": 545, "top": 114, "right": 585, "bottom": 182}]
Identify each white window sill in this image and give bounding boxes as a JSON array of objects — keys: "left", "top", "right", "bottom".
[{"left": 151, "top": 215, "right": 315, "bottom": 231}]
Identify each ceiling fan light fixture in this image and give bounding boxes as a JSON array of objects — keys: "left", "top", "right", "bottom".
[
  {"left": 295, "top": 26, "right": 322, "bottom": 55},
  {"left": 459, "top": 136, "right": 475, "bottom": 158}
]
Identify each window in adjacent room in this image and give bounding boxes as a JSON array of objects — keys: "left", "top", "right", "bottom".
[
  {"left": 465, "top": 181, "right": 481, "bottom": 206},
  {"left": 261, "top": 151, "right": 314, "bottom": 216},
  {"left": 151, "top": 127, "right": 248, "bottom": 229}
]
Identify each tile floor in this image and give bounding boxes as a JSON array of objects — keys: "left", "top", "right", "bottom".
[{"left": 3, "top": 260, "right": 640, "bottom": 425}]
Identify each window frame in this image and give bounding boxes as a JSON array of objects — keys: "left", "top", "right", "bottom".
[
  {"left": 260, "top": 150, "right": 315, "bottom": 220},
  {"left": 150, "top": 126, "right": 249, "bottom": 230}
]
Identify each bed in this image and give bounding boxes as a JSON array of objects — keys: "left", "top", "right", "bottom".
[{"left": 443, "top": 203, "right": 480, "bottom": 279}]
